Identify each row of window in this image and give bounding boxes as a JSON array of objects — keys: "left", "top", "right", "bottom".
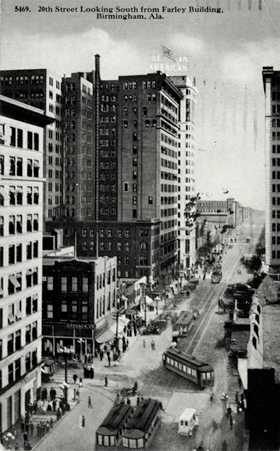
[
  {"left": 7, "top": 269, "right": 38, "bottom": 296},
  {"left": 272, "top": 132, "right": 280, "bottom": 141},
  {"left": 3, "top": 349, "right": 38, "bottom": 390},
  {"left": 2, "top": 186, "right": 40, "bottom": 206},
  {"left": 271, "top": 250, "right": 280, "bottom": 259},
  {"left": 0, "top": 156, "right": 40, "bottom": 178},
  {"left": 270, "top": 198, "right": 280, "bottom": 218},
  {"left": 0, "top": 241, "right": 38, "bottom": 267},
  {"left": 8, "top": 127, "right": 39, "bottom": 151},
  {"left": 5, "top": 323, "right": 38, "bottom": 358},
  {"left": 161, "top": 146, "right": 177, "bottom": 158},
  {"left": 1, "top": 214, "right": 38, "bottom": 236}
]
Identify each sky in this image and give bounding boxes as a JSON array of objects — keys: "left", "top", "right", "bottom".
[{"left": 1, "top": 0, "right": 280, "bottom": 209}]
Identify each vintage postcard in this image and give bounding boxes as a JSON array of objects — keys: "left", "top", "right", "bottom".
[{"left": 0, "top": 0, "right": 279, "bottom": 450}]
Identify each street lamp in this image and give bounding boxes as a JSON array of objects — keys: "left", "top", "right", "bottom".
[
  {"left": 57, "top": 345, "right": 71, "bottom": 404},
  {"left": 114, "top": 299, "right": 120, "bottom": 351}
]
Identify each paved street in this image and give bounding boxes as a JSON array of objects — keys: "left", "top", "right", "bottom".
[{"left": 26, "top": 215, "right": 263, "bottom": 451}]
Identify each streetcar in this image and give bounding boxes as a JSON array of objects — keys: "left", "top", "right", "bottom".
[
  {"left": 162, "top": 347, "right": 214, "bottom": 388},
  {"left": 175, "top": 311, "right": 194, "bottom": 336},
  {"left": 211, "top": 269, "right": 222, "bottom": 283},
  {"left": 122, "top": 398, "right": 161, "bottom": 450},
  {"left": 96, "top": 403, "right": 133, "bottom": 448}
]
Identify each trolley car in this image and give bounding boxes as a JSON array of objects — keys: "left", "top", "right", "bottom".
[
  {"left": 122, "top": 398, "right": 161, "bottom": 450},
  {"left": 96, "top": 403, "right": 133, "bottom": 448},
  {"left": 211, "top": 269, "right": 222, "bottom": 283},
  {"left": 162, "top": 347, "right": 214, "bottom": 388}
]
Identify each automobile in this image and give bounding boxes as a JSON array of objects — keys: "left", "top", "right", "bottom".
[{"left": 142, "top": 322, "right": 162, "bottom": 335}]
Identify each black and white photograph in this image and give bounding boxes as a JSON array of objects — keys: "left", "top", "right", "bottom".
[{"left": 0, "top": 0, "right": 280, "bottom": 450}]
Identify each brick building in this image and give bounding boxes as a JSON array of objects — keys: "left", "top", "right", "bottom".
[{"left": 42, "top": 256, "right": 117, "bottom": 357}]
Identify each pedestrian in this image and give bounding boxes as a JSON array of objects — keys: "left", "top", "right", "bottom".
[
  {"left": 137, "top": 395, "right": 140, "bottom": 405},
  {"left": 143, "top": 339, "right": 146, "bottom": 348},
  {"left": 151, "top": 340, "right": 155, "bottom": 350},
  {"left": 229, "top": 414, "right": 233, "bottom": 429},
  {"left": 23, "top": 431, "right": 28, "bottom": 442},
  {"left": 52, "top": 399, "right": 56, "bottom": 411},
  {"left": 90, "top": 367, "right": 94, "bottom": 379},
  {"left": 74, "top": 388, "right": 76, "bottom": 400},
  {"left": 81, "top": 416, "right": 85, "bottom": 427},
  {"left": 79, "top": 377, "right": 83, "bottom": 387},
  {"left": 88, "top": 396, "right": 92, "bottom": 408},
  {"left": 126, "top": 339, "right": 129, "bottom": 348},
  {"left": 73, "top": 373, "right": 77, "bottom": 384},
  {"left": 46, "top": 421, "right": 50, "bottom": 433},
  {"left": 21, "top": 417, "right": 25, "bottom": 433},
  {"left": 226, "top": 405, "right": 232, "bottom": 418},
  {"left": 235, "top": 391, "right": 239, "bottom": 404},
  {"left": 29, "top": 422, "right": 34, "bottom": 436},
  {"left": 210, "top": 392, "right": 214, "bottom": 403},
  {"left": 100, "top": 350, "right": 104, "bottom": 361},
  {"left": 50, "top": 418, "right": 53, "bottom": 428},
  {"left": 108, "top": 354, "right": 111, "bottom": 366},
  {"left": 25, "top": 422, "right": 29, "bottom": 434},
  {"left": 105, "top": 375, "right": 108, "bottom": 387},
  {"left": 76, "top": 388, "right": 80, "bottom": 399},
  {"left": 127, "top": 397, "right": 131, "bottom": 405}
]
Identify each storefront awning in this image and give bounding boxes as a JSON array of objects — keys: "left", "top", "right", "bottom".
[
  {"left": 144, "top": 295, "right": 153, "bottom": 305},
  {"left": 95, "top": 328, "right": 115, "bottom": 344}
]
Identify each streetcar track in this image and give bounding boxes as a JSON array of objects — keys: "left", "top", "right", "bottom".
[{"left": 185, "top": 244, "right": 247, "bottom": 355}]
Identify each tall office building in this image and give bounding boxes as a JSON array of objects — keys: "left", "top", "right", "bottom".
[
  {"left": 0, "top": 96, "right": 52, "bottom": 433},
  {"left": 49, "top": 57, "right": 183, "bottom": 287},
  {"left": 61, "top": 72, "right": 95, "bottom": 220},
  {"left": 0, "top": 69, "right": 63, "bottom": 221},
  {"left": 262, "top": 67, "right": 280, "bottom": 268},
  {"left": 170, "top": 75, "right": 198, "bottom": 270}
]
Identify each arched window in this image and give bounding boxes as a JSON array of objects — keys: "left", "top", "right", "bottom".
[{"left": 140, "top": 242, "right": 147, "bottom": 251}]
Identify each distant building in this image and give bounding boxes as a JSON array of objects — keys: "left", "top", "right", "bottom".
[
  {"left": 196, "top": 198, "right": 251, "bottom": 250},
  {"left": 262, "top": 66, "right": 280, "bottom": 269},
  {"left": 0, "top": 95, "right": 52, "bottom": 432}
]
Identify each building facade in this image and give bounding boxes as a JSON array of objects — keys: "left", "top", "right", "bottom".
[
  {"left": 0, "top": 69, "right": 63, "bottom": 221},
  {"left": 262, "top": 66, "right": 280, "bottom": 268},
  {"left": 0, "top": 96, "right": 52, "bottom": 433},
  {"left": 170, "top": 75, "right": 198, "bottom": 270},
  {"left": 42, "top": 256, "right": 117, "bottom": 357}
]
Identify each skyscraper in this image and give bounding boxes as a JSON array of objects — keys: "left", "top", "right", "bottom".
[
  {"left": 262, "top": 66, "right": 280, "bottom": 268},
  {"left": 170, "top": 75, "right": 198, "bottom": 270},
  {"left": 0, "top": 95, "right": 52, "bottom": 432}
]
